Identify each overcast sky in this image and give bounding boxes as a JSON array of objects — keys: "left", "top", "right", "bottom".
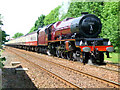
[{"left": 0, "top": 0, "right": 64, "bottom": 37}]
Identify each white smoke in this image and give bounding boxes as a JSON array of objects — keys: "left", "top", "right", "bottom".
[{"left": 59, "top": 0, "right": 71, "bottom": 20}]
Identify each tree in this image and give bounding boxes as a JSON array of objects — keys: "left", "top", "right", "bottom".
[
  {"left": 0, "top": 30, "right": 9, "bottom": 44},
  {"left": 0, "top": 14, "right": 8, "bottom": 68},
  {"left": 100, "top": 2, "right": 119, "bottom": 52},
  {"left": 0, "top": 14, "right": 9, "bottom": 45},
  {"left": 61, "top": 2, "right": 103, "bottom": 19},
  {"left": 29, "top": 26, "right": 36, "bottom": 33},
  {"left": 0, "top": 14, "right": 3, "bottom": 25},
  {"left": 29, "top": 14, "right": 45, "bottom": 33},
  {"left": 44, "top": 6, "right": 61, "bottom": 25},
  {"left": 12, "top": 32, "right": 24, "bottom": 38},
  {"left": 35, "top": 14, "right": 45, "bottom": 28},
  {"left": 29, "top": 5, "right": 61, "bottom": 33}
]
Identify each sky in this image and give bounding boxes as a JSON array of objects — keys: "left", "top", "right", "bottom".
[{"left": 0, "top": 0, "right": 64, "bottom": 37}]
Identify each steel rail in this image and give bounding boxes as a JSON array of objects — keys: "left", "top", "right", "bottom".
[
  {"left": 89, "top": 64, "right": 119, "bottom": 73},
  {"left": 6, "top": 48, "right": 82, "bottom": 89},
  {"left": 8, "top": 47, "right": 120, "bottom": 88},
  {"left": 106, "top": 62, "right": 120, "bottom": 68}
]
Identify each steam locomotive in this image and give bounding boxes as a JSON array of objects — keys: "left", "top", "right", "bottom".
[{"left": 5, "top": 12, "right": 114, "bottom": 64}]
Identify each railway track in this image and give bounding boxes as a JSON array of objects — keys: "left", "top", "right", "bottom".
[
  {"left": 6, "top": 47, "right": 120, "bottom": 88},
  {"left": 6, "top": 47, "right": 82, "bottom": 89},
  {"left": 87, "top": 60, "right": 120, "bottom": 73},
  {"left": 106, "top": 62, "right": 120, "bottom": 68},
  {"left": 89, "top": 64, "right": 119, "bottom": 73}
]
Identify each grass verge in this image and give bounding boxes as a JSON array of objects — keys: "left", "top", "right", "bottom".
[
  {"left": 0, "top": 49, "right": 5, "bottom": 68},
  {"left": 104, "top": 52, "right": 120, "bottom": 63}
]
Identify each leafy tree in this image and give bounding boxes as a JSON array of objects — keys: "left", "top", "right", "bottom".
[
  {"left": 0, "top": 14, "right": 3, "bottom": 25},
  {"left": 29, "top": 6, "right": 61, "bottom": 33},
  {"left": 0, "top": 30, "right": 7, "bottom": 67},
  {"left": 61, "top": 2, "right": 103, "bottom": 19},
  {"left": 44, "top": 6, "right": 61, "bottom": 25},
  {"left": 35, "top": 14, "right": 45, "bottom": 28},
  {"left": 0, "top": 30, "right": 9, "bottom": 44},
  {"left": 0, "top": 14, "right": 3, "bottom": 47},
  {"left": 0, "top": 14, "right": 9, "bottom": 45},
  {"left": 29, "top": 26, "right": 36, "bottom": 33},
  {"left": 12, "top": 32, "right": 24, "bottom": 38},
  {"left": 29, "top": 14, "right": 45, "bottom": 33},
  {"left": 0, "top": 14, "right": 7, "bottom": 68},
  {"left": 100, "top": 2, "right": 119, "bottom": 52}
]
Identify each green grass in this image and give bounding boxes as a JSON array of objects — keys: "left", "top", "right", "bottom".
[
  {"left": 104, "top": 52, "right": 120, "bottom": 63},
  {"left": 0, "top": 49, "right": 4, "bottom": 55},
  {"left": 0, "top": 49, "right": 5, "bottom": 68}
]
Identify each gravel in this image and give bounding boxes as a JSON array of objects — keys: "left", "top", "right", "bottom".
[
  {"left": 6, "top": 47, "right": 118, "bottom": 88},
  {"left": 15, "top": 47, "right": 119, "bottom": 83},
  {"left": 1, "top": 48, "right": 71, "bottom": 88}
]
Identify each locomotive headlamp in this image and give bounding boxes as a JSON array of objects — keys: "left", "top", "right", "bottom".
[
  {"left": 108, "top": 40, "right": 111, "bottom": 45},
  {"left": 106, "top": 47, "right": 114, "bottom": 52},
  {"left": 85, "top": 41, "right": 87, "bottom": 45},
  {"left": 80, "top": 41, "right": 83, "bottom": 46},
  {"left": 83, "top": 47, "right": 91, "bottom": 52}
]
